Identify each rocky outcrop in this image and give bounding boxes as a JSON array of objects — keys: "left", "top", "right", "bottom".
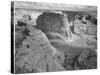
[
  {"left": 36, "top": 12, "right": 71, "bottom": 40},
  {"left": 15, "top": 20, "right": 65, "bottom": 73}
]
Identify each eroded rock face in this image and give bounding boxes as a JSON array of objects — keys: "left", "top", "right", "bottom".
[
  {"left": 15, "top": 21, "right": 65, "bottom": 73},
  {"left": 76, "top": 49, "right": 97, "bottom": 69}
]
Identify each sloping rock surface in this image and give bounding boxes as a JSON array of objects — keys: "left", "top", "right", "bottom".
[{"left": 15, "top": 23, "right": 65, "bottom": 73}]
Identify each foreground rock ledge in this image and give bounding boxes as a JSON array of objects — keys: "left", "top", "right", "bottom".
[{"left": 15, "top": 27, "right": 65, "bottom": 73}]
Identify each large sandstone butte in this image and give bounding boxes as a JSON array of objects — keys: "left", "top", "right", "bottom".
[{"left": 36, "top": 12, "right": 72, "bottom": 41}]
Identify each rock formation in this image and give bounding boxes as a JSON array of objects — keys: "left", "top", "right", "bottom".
[{"left": 36, "top": 12, "right": 72, "bottom": 41}]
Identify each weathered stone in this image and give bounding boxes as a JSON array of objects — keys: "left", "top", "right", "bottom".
[{"left": 15, "top": 27, "right": 65, "bottom": 73}]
